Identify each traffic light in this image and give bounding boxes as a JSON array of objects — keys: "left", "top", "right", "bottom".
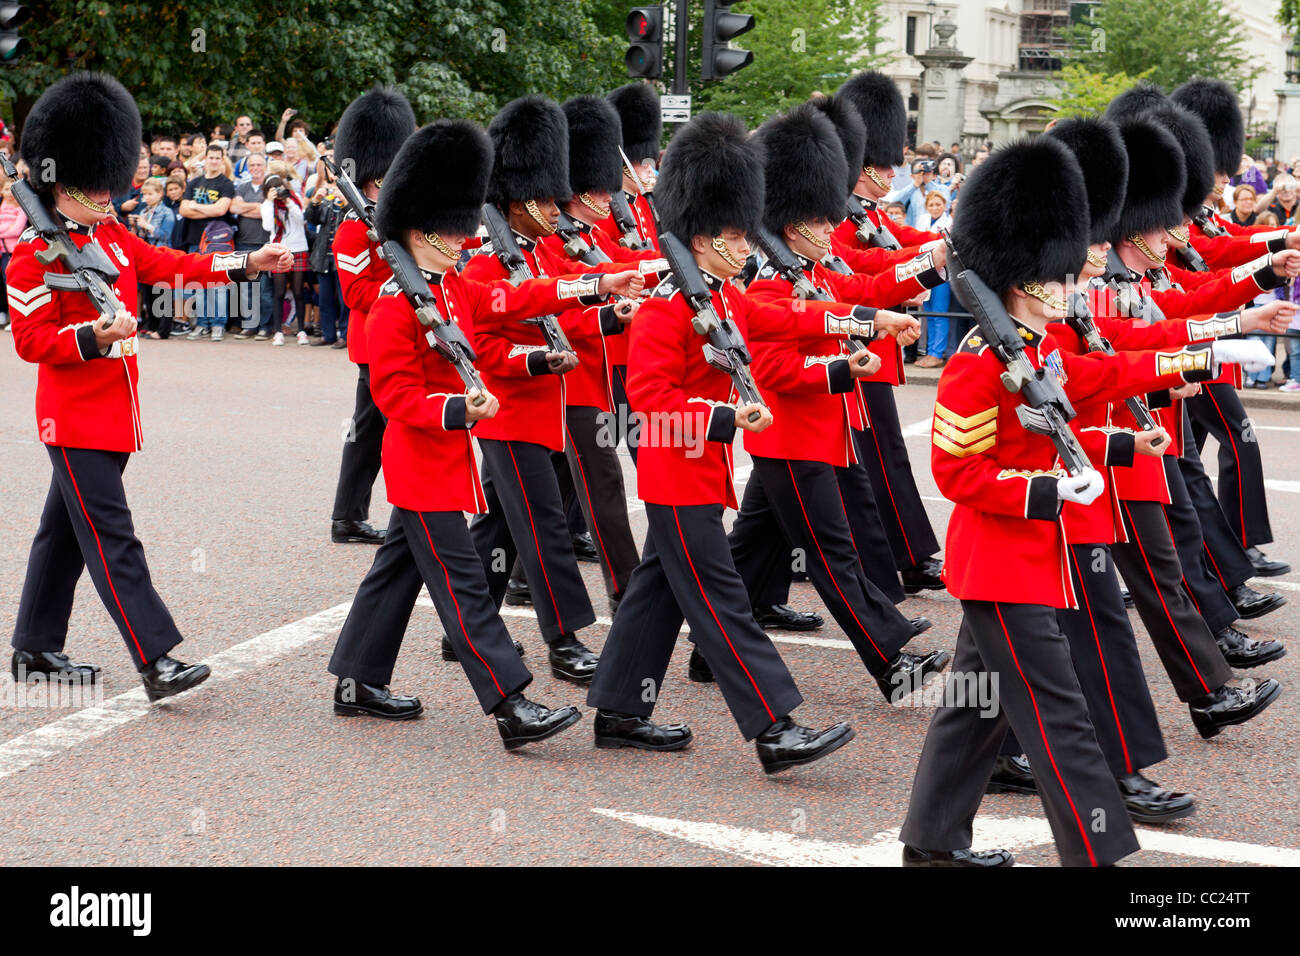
[
  {"left": 0, "top": 3, "right": 29, "bottom": 62},
  {"left": 625, "top": 6, "right": 663, "bottom": 79},
  {"left": 701, "top": 0, "right": 754, "bottom": 81}
]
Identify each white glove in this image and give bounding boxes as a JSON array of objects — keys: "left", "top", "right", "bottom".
[
  {"left": 1057, "top": 468, "right": 1105, "bottom": 506},
  {"left": 1212, "top": 339, "right": 1276, "bottom": 372}
]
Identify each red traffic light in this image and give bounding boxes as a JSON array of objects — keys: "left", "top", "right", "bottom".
[{"left": 626, "top": 7, "right": 662, "bottom": 43}]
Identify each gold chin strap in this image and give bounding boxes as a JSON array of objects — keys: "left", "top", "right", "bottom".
[
  {"left": 711, "top": 236, "right": 745, "bottom": 270},
  {"left": 374, "top": 177, "right": 384, "bottom": 189},
  {"left": 1021, "top": 281, "right": 1068, "bottom": 312},
  {"left": 524, "top": 199, "right": 556, "bottom": 235},
  {"left": 66, "top": 186, "right": 112, "bottom": 214},
  {"left": 579, "top": 192, "right": 611, "bottom": 218},
  {"left": 1166, "top": 225, "right": 1190, "bottom": 245},
  {"left": 1128, "top": 231, "right": 1165, "bottom": 265},
  {"left": 793, "top": 221, "right": 831, "bottom": 250},
  {"left": 863, "top": 165, "right": 889, "bottom": 191},
  {"left": 1086, "top": 248, "right": 1107, "bottom": 269},
  {"left": 1212, "top": 183, "right": 1225, "bottom": 198},
  {"left": 424, "top": 232, "right": 457, "bottom": 259}
]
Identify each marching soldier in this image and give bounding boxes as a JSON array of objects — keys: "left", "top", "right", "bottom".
[
  {"left": 328, "top": 86, "right": 417, "bottom": 545},
  {"left": 831, "top": 72, "right": 946, "bottom": 594},
  {"left": 901, "top": 135, "right": 1235, "bottom": 867},
  {"left": 327, "top": 119, "right": 631, "bottom": 745},
  {"left": 586, "top": 112, "right": 856, "bottom": 773},
  {"left": 461, "top": 95, "right": 643, "bottom": 683},
  {"left": 725, "top": 103, "right": 949, "bottom": 701},
  {"left": 9, "top": 72, "right": 292, "bottom": 697}
]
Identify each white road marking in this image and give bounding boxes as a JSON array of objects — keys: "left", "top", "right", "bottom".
[
  {"left": 593, "top": 809, "right": 1300, "bottom": 867},
  {"left": 901, "top": 417, "right": 933, "bottom": 438},
  {"left": 1207, "top": 474, "right": 1300, "bottom": 495},
  {"left": 0, "top": 602, "right": 352, "bottom": 782}
]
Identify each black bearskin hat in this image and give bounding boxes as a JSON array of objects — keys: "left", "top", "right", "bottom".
[
  {"left": 1045, "top": 117, "right": 1128, "bottom": 245},
  {"left": 810, "top": 94, "right": 867, "bottom": 197},
  {"left": 563, "top": 95, "right": 623, "bottom": 196},
  {"left": 656, "top": 112, "right": 762, "bottom": 240},
  {"left": 1111, "top": 119, "right": 1186, "bottom": 241},
  {"left": 1150, "top": 103, "right": 1215, "bottom": 217},
  {"left": 948, "top": 137, "right": 1089, "bottom": 297},
  {"left": 376, "top": 120, "right": 492, "bottom": 240},
  {"left": 757, "top": 104, "right": 847, "bottom": 236},
  {"left": 1104, "top": 82, "right": 1167, "bottom": 124},
  {"left": 21, "top": 72, "right": 141, "bottom": 195},
  {"left": 1170, "top": 78, "right": 1244, "bottom": 178},
  {"left": 607, "top": 83, "right": 661, "bottom": 163},
  {"left": 333, "top": 85, "right": 417, "bottom": 187},
  {"left": 488, "top": 95, "right": 571, "bottom": 205},
  {"left": 836, "top": 71, "right": 906, "bottom": 169}
]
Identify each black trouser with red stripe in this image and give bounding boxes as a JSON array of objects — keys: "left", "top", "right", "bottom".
[
  {"left": 734, "top": 458, "right": 906, "bottom": 608},
  {"left": 471, "top": 438, "right": 596, "bottom": 644},
  {"left": 852, "top": 389, "right": 940, "bottom": 571},
  {"left": 13, "top": 446, "right": 181, "bottom": 671},
  {"left": 1111, "top": 499, "right": 1233, "bottom": 702},
  {"left": 1187, "top": 382, "right": 1272, "bottom": 548},
  {"left": 562, "top": 405, "right": 639, "bottom": 598},
  {"left": 1162, "top": 456, "right": 1239, "bottom": 633},
  {"left": 331, "top": 363, "right": 387, "bottom": 523},
  {"left": 587, "top": 503, "right": 803, "bottom": 740},
  {"left": 608, "top": 364, "right": 639, "bottom": 464},
  {"left": 1176, "top": 404, "right": 1255, "bottom": 592},
  {"left": 328, "top": 507, "right": 530, "bottom": 713},
  {"left": 901, "top": 600, "right": 1139, "bottom": 868},
  {"left": 731, "top": 458, "right": 913, "bottom": 678}
]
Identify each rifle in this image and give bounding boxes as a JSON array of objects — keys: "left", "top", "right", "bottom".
[
  {"left": 944, "top": 236, "right": 1092, "bottom": 476},
  {"left": 323, "top": 157, "right": 485, "bottom": 404},
  {"left": 1, "top": 153, "right": 124, "bottom": 331},
  {"left": 1171, "top": 243, "right": 1209, "bottom": 273},
  {"left": 609, "top": 190, "right": 650, "bottom": 251},
  {"left": 619, "top": 145, "right": 661, "bottom": 233},
  {"left": 844, "top": 195, "right": 901, "bottom": 251},
  {"left": 754, "top": 226, "right": 873, "bottom": 361},
  {"left": 555, "top": 211, "right": 611, "bottom": 267},
  {"left": 1102, "top": 247, "right": 1168, "bottom": 323},
  {"left": 1192, "top": 205, "right": 1226, "bottom": 238},
  {"left": 479, "top": 201, "right": 577, "bottom": 359},
  {"left": 658, "top": 230, "right": 762, "bottom": 422},
  {"left": 1065, "top": 290, "right": 1164, "bottom": 446}
]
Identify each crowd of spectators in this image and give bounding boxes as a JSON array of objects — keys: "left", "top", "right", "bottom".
[{"left": 0, "top": 108, "right": 349, "bottom": 348}]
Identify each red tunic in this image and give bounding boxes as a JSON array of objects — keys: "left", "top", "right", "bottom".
[
  {"left": 8, "top": 217, "right": 254, "bottom": 453},
  {"left": 333, "top": 214, "right": 391, "bottom": 365}
]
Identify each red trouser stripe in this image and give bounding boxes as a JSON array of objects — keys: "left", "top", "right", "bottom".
[
  {"left": 861, "top": 417, "right": 917, "bottom": 567},
  {"left": 787, "top": 461, "right": 886, "bottom": 661},
  {"left": 1069, "top": 548, "right": 1133, "bottom": 774},
  {"left": 993, "top": 602, "right": 1098, "bottom": 868},
  {"left": 672, "top": 506, "right": 775, "bottom": 724},
  {"left": 418, "top": 512, "right": 503, "bottom": 697},
  {"left": 564, "top": 423, "right": 616, "bottom": 593},
  {"left": 505, "top": 443, "right": 566, "bottom": 633},
  {"left": 1122, "top": 501, "right": 1211, "bottom": 694},
  {"left": 61, "top": 448, "right": 148, "bottom": 666},
  {"left": 1204, "top": 388, "right": 1248, "bottom": 547}
]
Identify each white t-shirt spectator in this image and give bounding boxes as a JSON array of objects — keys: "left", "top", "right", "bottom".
[{"left": 261, "top": 196, "right": 308, "bottom": 253}]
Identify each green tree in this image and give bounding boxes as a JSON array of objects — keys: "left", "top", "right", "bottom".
[
  {"left": 0, "top": 0, "right": 625, "bottom": 135},
  {"left": 1051, "top": 63, "right": 1156, "bottom": 118},
  {"left": 1064, "top": 0, "right": 1259, "bottom": 93}
]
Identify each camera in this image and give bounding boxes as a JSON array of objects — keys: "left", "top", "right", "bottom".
[
  {"left": 262, "top": 174, "right": 286, "bottom": 199},
  {"left": 914, "top": 160, "right": 937, "bottom": 174}
]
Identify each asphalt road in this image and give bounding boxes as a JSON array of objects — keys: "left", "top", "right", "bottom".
[{"left": 0, "top": 329, "right": 1296, "bottom": 868}]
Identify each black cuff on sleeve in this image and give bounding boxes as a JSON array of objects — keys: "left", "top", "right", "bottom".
[
  {"left": 1253, "top": 263, "right": 1283, "bottom": 291},
  {"left": 1268, "top": 235, "right": 1288, "bottom": 254},
  {"left": 577, "top": 273, "right": 605, "bottom": 306},
  {"left": 1106, "top": 431, "right": 1136, "bottom": 469},
  {"left": 227, "top": 266, "right": 253, "bottom": 282},
  {"left": 598, "top": 304, "right": 623, "bottom": 337},
  {"left": 1146, "top": 389, "right": 1172, "bottom": 409},
  {"left": 526, "top": 350, "right": 552, "bottom": 376},
  {"left": 75, "top": 323, "right": 104, "bottom": 360},
  {"left": 851, "top": 305, "right": 878, "bottom": 324},
  {"left": 915, "top": 267, "right": 945, "bottom": 290},
  {"left": 442, "top": 395, "right": 469, "bottom": 431},
  {"left": 1027, "top": 474, "right": 1064, "bottom": 522},
  {"left": 705, "top": 404, "right": 737, "bottom": 443},
  {"left": 827, "top": 358, "right": 854, "bottom": 394}
]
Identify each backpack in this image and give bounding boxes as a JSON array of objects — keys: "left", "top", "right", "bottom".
[{"left": 200, "top": 220, "right": 235, "bottom": 254}]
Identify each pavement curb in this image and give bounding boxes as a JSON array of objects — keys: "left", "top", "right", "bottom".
[{"left": 901, "top": 364, "right": 1300, "bottom": 412}]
